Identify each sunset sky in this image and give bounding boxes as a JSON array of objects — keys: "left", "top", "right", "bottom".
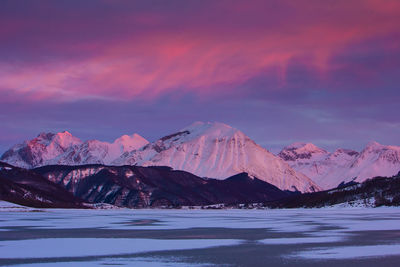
[{"left": 1, "top": 0, "right": 399, "bottom": 153}]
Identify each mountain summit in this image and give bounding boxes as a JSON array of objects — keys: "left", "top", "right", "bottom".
[
  {"left": 278, "top": 142, "right": 328, "bottom": 162},
  {"left": 114, "top": 122, "right": 319, "bottom": 192},
  {"left": 0, "top": 131, "right": 82, "bottom": 168}
]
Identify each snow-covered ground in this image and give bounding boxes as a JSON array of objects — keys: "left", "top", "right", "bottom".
[
  {"left": 0, "top": 200, "right": 38, "bottom": 212},
  {"left": 1, "top": 206, "right": 400, "bottom": 266}
]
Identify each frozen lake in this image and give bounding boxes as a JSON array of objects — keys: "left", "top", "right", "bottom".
[{"left": 1, "top": 203, "right": 400, "bottom": 266}]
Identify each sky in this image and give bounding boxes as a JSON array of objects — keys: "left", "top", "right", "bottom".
[{"left": 0, "top": 0, "right": 399, "bottom": 154}]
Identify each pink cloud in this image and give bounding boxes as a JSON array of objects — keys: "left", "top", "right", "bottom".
[{"left": 1, "top": 0, "right": 399, "bottom": 102}]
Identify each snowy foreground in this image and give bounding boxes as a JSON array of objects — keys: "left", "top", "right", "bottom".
[{"left": 1, "top": 202, "right": 400, "bottom": 266}]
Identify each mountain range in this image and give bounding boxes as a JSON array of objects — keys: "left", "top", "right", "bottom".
[
  {"left": 278, "top": 141, "right": 400, "bottom": 190},
  {"left": 1, "top": 121, "right": 399, "bottom": 192},
  {"left": 2, "top": 161, "right": 399, "bottom": 209},
  {"left": 0, "top": 131, "right": 148, "bottom": 168},
  {"left": 0, "top": 122, "right": 318, "bottom": 193}
]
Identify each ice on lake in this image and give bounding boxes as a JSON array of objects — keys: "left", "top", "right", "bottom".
[{"left": 1, "top": 203, "right": 400, "bottom": 266}]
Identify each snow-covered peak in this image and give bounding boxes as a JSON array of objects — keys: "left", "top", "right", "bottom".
[
  {"left": 1, "top": 131, "right": 148, "bottom": 168},
  {"left": 156, "top": 121, "right": 244, "bottom": 149},
  {"left": 113, "top": 133, "right": 149, "bottom": 151},
  {"left": 114, "top": 122, "right": 319, "bottom": 192},
  {"left": 54, "top": 133, "right": 149, "bottom": 166},
  {"left": 355, "top": 141, "right": 400, "bottom": 162},
  {"left": 36, "top": 132, "right": 56, "bottom": 141},
  {"left": 34, "top": 131, "right": 82, "bottom": 147},
  {"left": 52, "top": 131, "right": 82, "bottom": 148},
  {"left": 181, "top": 121, "right": 239, "bottom": 138},
  {"left": 358, "top": 141, "right": 400, "bottom": 159},
  {"left": 281, "top": 141, "right": 400, "bottom": 190},
  {"left": 285, "top": 142, "right": 326, "bottom": 153},
  {"left": 364, "top": 140, "right": 384, "bottom": 150},
  {"left": 0, "top": 131, "right": 83, "bottom": 168},
  {"left": 181, "top": 121, "right": 236, "bottom": 135},
  {"left": 278, "top": 142, "right": 327, "bottom": 162},
  {"left": 342, "top": 142, "right": 400, "bottom": 184}
]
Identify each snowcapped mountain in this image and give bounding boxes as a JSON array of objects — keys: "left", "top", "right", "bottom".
[
  {"left": 57, "top": 133, "right": 149, "bottom": 165},
  {"left": 0, "top": 132, "right": 148, "bottom": 168},
  {"left": 3, "top": 123, "right": 398, "bottom": 194},
  {"left": 0, "top": 132, "right": 82, "bottom": 169},
  {"left": 346, "top": 141, "right": 400, "bottom": 182},
  {"left": 278, "top": 141, "right": 400, "bottom": 190},
  {"left": 114, "top": 122, "right": 319, "bottom": 192},
  {"left": 278, "top": 142, "right": 328, "bottom": 162}
]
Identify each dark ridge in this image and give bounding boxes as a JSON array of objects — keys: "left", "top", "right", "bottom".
[
  {"left": 337, "top": 180, "right": 358, "bottom": 189},
  {"left": 346, "top": 151, "right": 359, "bottom": 156},
  {"left": 0, "top": 161, "right": 85, "bottom": 208},
  {"left": 278, "top": 149, "right": 313, "bottom": 161},
  {"left": 33, "top": 164, "right": 290, "bottom": 208},
  {"left": 160, "top": 130, "right": 190, "bottom": 141}
]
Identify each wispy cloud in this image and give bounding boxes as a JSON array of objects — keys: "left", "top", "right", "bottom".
[{"left": 1, "top": 0, "right": 399, "bottom": 102}]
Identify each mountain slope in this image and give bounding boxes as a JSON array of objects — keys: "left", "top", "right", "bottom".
[
  {"left": 114, "top": 122, "right": 319, "bottom": 192},
  {"left": 0, "top": 162, "right": 84, "bottom": 208},
  {"left": 34, "top": 164, "right": 291, "bottom": 207},
  {"left": 279, "top": 141, "right": 400, "bottom": 190}
]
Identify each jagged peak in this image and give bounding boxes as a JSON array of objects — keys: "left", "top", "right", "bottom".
[
  {"left": 365, "top": 140, "right": 382, "bottom": 149},
  {"left": 37, "top": 132, "right": 56, "bottom": 140},
  {"left": 155, "top": 121, "right": 242, "bottom": 145},
  {"left": 59, "top": 130, "right": 72, "bottom": 136},
  {"left": 37, "top": 130, "right": 72, "bottom": 138},
  {"left": 283, "top": 142, "right": 327, "bottom": 153},
  {"left": 114, "top": 133, "right": 148, "bottom": 144},
  {"left": 33, "top": 131, "right": 81, "bottom": 147},
  {"left": 278, "top": 142, "right": 327, "bottom": 162},
  {"left": 362, "top": 141, "right": 400, "bottom": 154}
]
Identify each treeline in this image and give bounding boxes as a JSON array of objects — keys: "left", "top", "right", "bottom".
[{"left": 262, "top": 173, "right": 400, "bottom": 208}]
